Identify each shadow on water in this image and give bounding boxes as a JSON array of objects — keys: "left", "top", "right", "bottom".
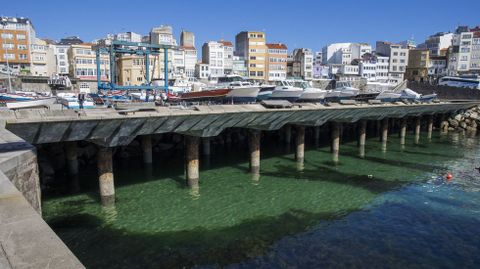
[{"left": 48, "top": 208, "right": 353, "bottom": 269}]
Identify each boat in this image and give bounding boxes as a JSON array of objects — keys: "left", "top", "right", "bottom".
[
  {"left": 57, "top": 93, "right": 95, "bottom": 109},
  {"left": 6, "top": 97, "right": 56, "bottom": 109},
  {"left": 0, "top": 92, "right": 39, "bottom": 102},
  {"left": 325, "top": 82, "right": 360, "bottom": 102},
  {"left": 400, "top": 88, "right": 438, "bottom": 103},
  {"left": 224, "top": 81, "right": 260, "bottom": 103},
  {"left": 375, "top": 91, "right": 402, "bottom": 102},
  {"left": 179, "top": 88, "right": 231, "bottom": 102},
  {"left": 290, "top": 80, "right": 328, "bottom": 102},
  {"left": 257, "top": 85, "right": 275, "bottom": 101},
  {"left": 269, "top": 80, "right": 303, "bottom": 102}
]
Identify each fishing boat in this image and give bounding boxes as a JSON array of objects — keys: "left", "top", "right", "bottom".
[
  {"left": 6, "top": 97, "right": 56, "bottom": 109},
  {"left": 224, "top": 81, "right": 260, "bottom": 103},
  {"left": 375, "top": 91, "right": 402, "bottom": 102},
  {"left": 57, "top": 93, "right": 95, "bottom": 109},
  {"left": 269, "top": 81, "right": 303, "bottom": 102}
]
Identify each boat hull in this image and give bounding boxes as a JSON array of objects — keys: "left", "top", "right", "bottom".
[
  {"left": 225, "top": 86, "right": 260, "bottom": 103},
  {"left": 6, "top": 98, "right": 56, "bottom": 109},
  {"left": 298, "top": 90, "right": 327, "bottom": 102},
  {"left": 270, "top": 89, "right": 303, "bottom": 102}
]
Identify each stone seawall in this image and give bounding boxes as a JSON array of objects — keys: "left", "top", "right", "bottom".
[
  {"left": 441, "top": 105, "right": 480, "bottom": 132},
  {"left": 0, "top": 128, "right": 84, "bottom": 268},
  {"left": 408, "top": 81, "right": 480, "bottom": 100}
]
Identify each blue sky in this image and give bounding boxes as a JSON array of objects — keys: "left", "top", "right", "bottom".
[{"left": 2, "top": 0, "right": 479, "bottom": 52}]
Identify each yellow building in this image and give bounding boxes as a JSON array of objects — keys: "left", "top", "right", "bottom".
[
  {"left": 117, "top": 55, "right": 157, "bottom": 86},
  {"left": 68, "top": 43, "right": 109, "bottom": 92},
  {"left": 406, "top": 49, "right": 430, "bottom": 82},
  {"left": 235, "top": 31, "right": 267, "bottom": 81}
]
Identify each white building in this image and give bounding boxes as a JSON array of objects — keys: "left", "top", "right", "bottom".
[
  {"left": 181, "top": 46, "right": 197, "bottom": 78},
  {"left": 291, "top": 48, "right": 313, "bottom": 80},
  {"left": 30, "top": 38, "right": 50, "bottom": 76},
  {"left": 447, "top": 26, "right": 480, "bottom": 75},
  {"left": 115, "top": 32, "right": 142, "bottom": 43},
  {"left": 376, "top": 41, "right": 409, "bottom": 84},
  {"left": 322, "top": 42, "right": 372, "bottom": 64},
  {"left": 54, "top": 44, "right": 69, "bottom": 75},
  {"left": 420, "top": 32, "right": 453, "bottom": 56},
  {"left": 219, "top": 40, "right": 234, "bottom": 74},
  {"left": 195, "top": 63, "right": 210, "bottom": 79},
  {"left": 428, "top": 56, "right": 447, "bottom": 78},
  {"left": 202, "top": 41, "right": 226, "bottom": 78},
  {"left": 232, "top": 56, "right": 247, "bottom": 77}
]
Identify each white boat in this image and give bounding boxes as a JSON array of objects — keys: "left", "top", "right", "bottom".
[
  {"left": 290, "top": 80, "right": 328, "bottom": 102},
  {"left": 325, "top": 82, "right": 360, "bottom": 102},
  {"left": 57, "top": 93, "right": 95, "bottom": 109},
  {"left": 375, "top": 91, "right": 402, "bottom": 102},
  {"left": 6, "top": 97, "right": 57, "bottom": 109},
  {"left": 270, "top": 80, "right": 303, "bottom": 102},
  {"left": 224, "top": 81, "right": 260, "bottom": 103},
  {"left": 400, "top": 88, "right": 437, "bottom": 102}
]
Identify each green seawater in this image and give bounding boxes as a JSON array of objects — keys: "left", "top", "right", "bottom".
[{"left": 42, "top": 131, "right": 480, "bottom": 268}]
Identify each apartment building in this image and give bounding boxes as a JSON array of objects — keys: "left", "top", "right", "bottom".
[
  {"left": 420, "top": 32, "right": 453, "bottom": 56},
  {"left": 218, "top": 40, "right": 233, "bottom": 74},
  {"left": 195, "top": 63, "right": 210, "bottom": 80},
  {"left": 68, "top": 43, "right": 109, "bottom": 92},
  {"left": 406, "top": 49, "right": 430, "bottom": 82},
  {"left": 235, "top": 31, "right": 267, "bottom": 81},
  {"left": 117, "top": 55, "right": 156, "bottom": 86},
  {"left": 376, "top": 41, "right": 409, "bottom": 84},
  {"left": 447, "top": 26, "right": 480, "bottom": 75},
  {"left": 202, "top": 41, "right": 225, "bottom": 77},
  {"left": 115, "top": 32, "right": 142, "bottom": 43},
  {"left": 266, "top": 43, "right": 287, "bottom": 81},
  {"left": 0, "top": 16, "right": 35, "bottom": 75},
  {"left": 291, "top": 48, "right": 313, "bottom": 80},
  {"left": 322, "top": 42, "right": 372, "bottom": 64},
  {"left": 30, "top": 38, "right": 55, "bottom": 76},
  {"left": 180, "top": 31, "right": 195, "bottom": 47},
  {"left": 232, "top": 56, "right": 247, "bottom": 77}
]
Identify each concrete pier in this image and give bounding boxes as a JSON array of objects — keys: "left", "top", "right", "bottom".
[
  {"left": 358, "top": 120, "right": 367, "bottom": 158},
  {"left": 400, "top": 118, "right": 407, "bottom": 145},
  {"left": 249, "top": 130, "right": 261, "bottom": 174},
  {"left": 141, "top": 135, "right": 152, "bottom": 164},
  {"left": 295, "top": 126, "right": 305, "bottom": 163},
  {"left": 97, "top": 147, "right": 115, "bottom": 206},
  {"left": 331, "top": 122, "right": 340, "bottom": 163},
  {"left": 202, "top": 137, "right": 211, "bottom": 156},
  {"left": 185, "top": 136, "right": 200, "bottom": 188},
  {"left": 415, "top": 117, "right": 421, "bottom": 144},
  {"left": 65, "top": 141, "right": 78, "bottom": 175},
  {"left": 381, "top": 118, "right": 389, "bottom": 151},
  {"left": 427, "top": 115, "right": 434, "bottom": 140}
]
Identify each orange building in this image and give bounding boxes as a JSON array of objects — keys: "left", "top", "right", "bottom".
[
  {"left": 266, "top": 43, "right": 288, "bottom": 81},
  {"left": 0, "top": 17, "right": 35, "bottom": 74},
  {"left": 235, "top": 31, "right": 267, "bottom": 81}
]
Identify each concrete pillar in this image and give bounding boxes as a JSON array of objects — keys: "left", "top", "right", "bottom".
[
  {"left": 185, "top": 136, "right": 200, "bottom": 188},
  {"left": 97, "top": 147, "right": 115, "bottom": 206},
  {"left": 358, "top": 120, "right": 366, "bottom": 158},
  {"left": 427, "top": 115, "right": 434, "bottom": 140},
  {"left": 381, "top": 118, "right": 388, "bottom": 151},
  {"left": 295, "top": 126, "right": 305, "bottom": 163},
  {"left": 415, "top": 117, "right": 421, "bottom": 144},
  {"left": 313, "top": 126, "right": 320, "bottom": 147},
  {"left": 283, "top": 125, "right": 292, "bottom": 144},
  {"left": 140, "top": 135, "right": 152, "bottom": 164},
  {"left": 249, "top": 130, "right": 261, "bottom": 174},
  {"left": 400, "top": 118, "right": 407, "bottom": 145},
  {"left": 65, "top": 142, "right": 78, "bottom": 175},
  {"left": 202, "top": 137, "right": 211, "bottom": 156},
  {"left": 331, "top": 122, "right": 340, "bottom": 163}
]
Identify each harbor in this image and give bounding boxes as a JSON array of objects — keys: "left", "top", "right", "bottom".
[{"left": 2, "top": 1, "right": 480, "bottom": 268}]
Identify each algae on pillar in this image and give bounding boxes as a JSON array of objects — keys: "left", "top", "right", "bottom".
[
  {"left": 141, "top": 135, "right": 153, "bottom": 164},
  {"left": 427, "top": 115, "right": 434, "bottom": 140},
  {"left": 97, "top": 147, "right": 115, "bottom": 206},
  {"left": 400, "top": 118, "right": 407, "bottom": 146},
  {"left": 415, "top": 117, "right": 421, "bottom": 144},
  {"left": 249, "top": 130, "right": 261, "bottom": 174},
  {"left": 295, "top": 126, "right": 305, "bottom": 163},
  {"left": 381, "top": 118, "right": 389, "bottom": 151},
  {"left": 358, "top": 120, "right": 367, "bottom": 158},
  {"left": 185, "top": 136, "right": 200, "bottom": 188},
  {"left": 331, "top": 122, "right": 340, "bottom": 163}
]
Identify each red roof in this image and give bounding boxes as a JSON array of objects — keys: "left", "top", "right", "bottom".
[
  {"left": 266, "top": 43, "right": 287, "bottom": 49},
  {"left": 218, "top": 40, "right": 233, "bottom": 46}
]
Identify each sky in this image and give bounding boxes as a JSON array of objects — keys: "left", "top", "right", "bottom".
[{"left": 2, "top": 0, "right": 480, "bottom": 52}]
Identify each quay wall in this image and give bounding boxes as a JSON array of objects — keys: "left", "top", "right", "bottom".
[
  {"left": 0, "top": 128, "right": 84, "bottom": 268},
  {"left": 408, "top": 81, "right": 480, "bottom": 100}
]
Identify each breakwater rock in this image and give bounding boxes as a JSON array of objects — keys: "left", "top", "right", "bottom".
[{"left": 441, "top": 105, "right": 480, "bottom": 132}]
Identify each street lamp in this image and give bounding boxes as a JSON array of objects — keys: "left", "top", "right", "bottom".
[{"left": 0, "top": 21, "right": 13, "bottom": 93}]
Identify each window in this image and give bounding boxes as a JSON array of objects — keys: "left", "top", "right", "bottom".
[
  {"left": 393, "top": 52, "right": 398, "bottom": 56},
  {"left": 249, "top": 71, "right": 256, "bottom": 76},
  {"left": 19, "top": 54, "right": 27, "bottom": 60},
  {"left": 16, "top": 34, "right": 26, "bottom": 40},
  {"left": 3, "top": 53, "right": 15, "bottom": 60},
  {"left": 17, "top": 44, "right": 27, "bottom": 50},
  {"left": 1, "top": 33, "right": 13, "bottom": 39},
  {"left": 58, "top": 48, "right": 65, "bottom": 53},
  {"left": 2, "top": 43, "right": 14, "bottom": 49},
  {"left": 257, "top": 71, "right": 264, "bottom": 77}
]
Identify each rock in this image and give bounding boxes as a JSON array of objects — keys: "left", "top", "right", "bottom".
[
  {"left": 448, "top": 127, "right": 455, "bottom": 131},
  {"left": 466, "top": 126, "right": 477, "bottom": 133},
  {"left": 441, "top": 121, "right": 449, "bottom": 131},
  {"left": 471, "top": 121, "right": 478, "bottom": 129},
  {"left": 448, "top": 119, "right": 459, "bottom": 127},
  {"left": 460, "top": 122, "right": 467, "bottom": 129},
  {"left": 454, "top": 114, "right": 463, "bottom": 122},
  {"left": 470, "top": 112, "right": 479, "bottom": 121}
]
